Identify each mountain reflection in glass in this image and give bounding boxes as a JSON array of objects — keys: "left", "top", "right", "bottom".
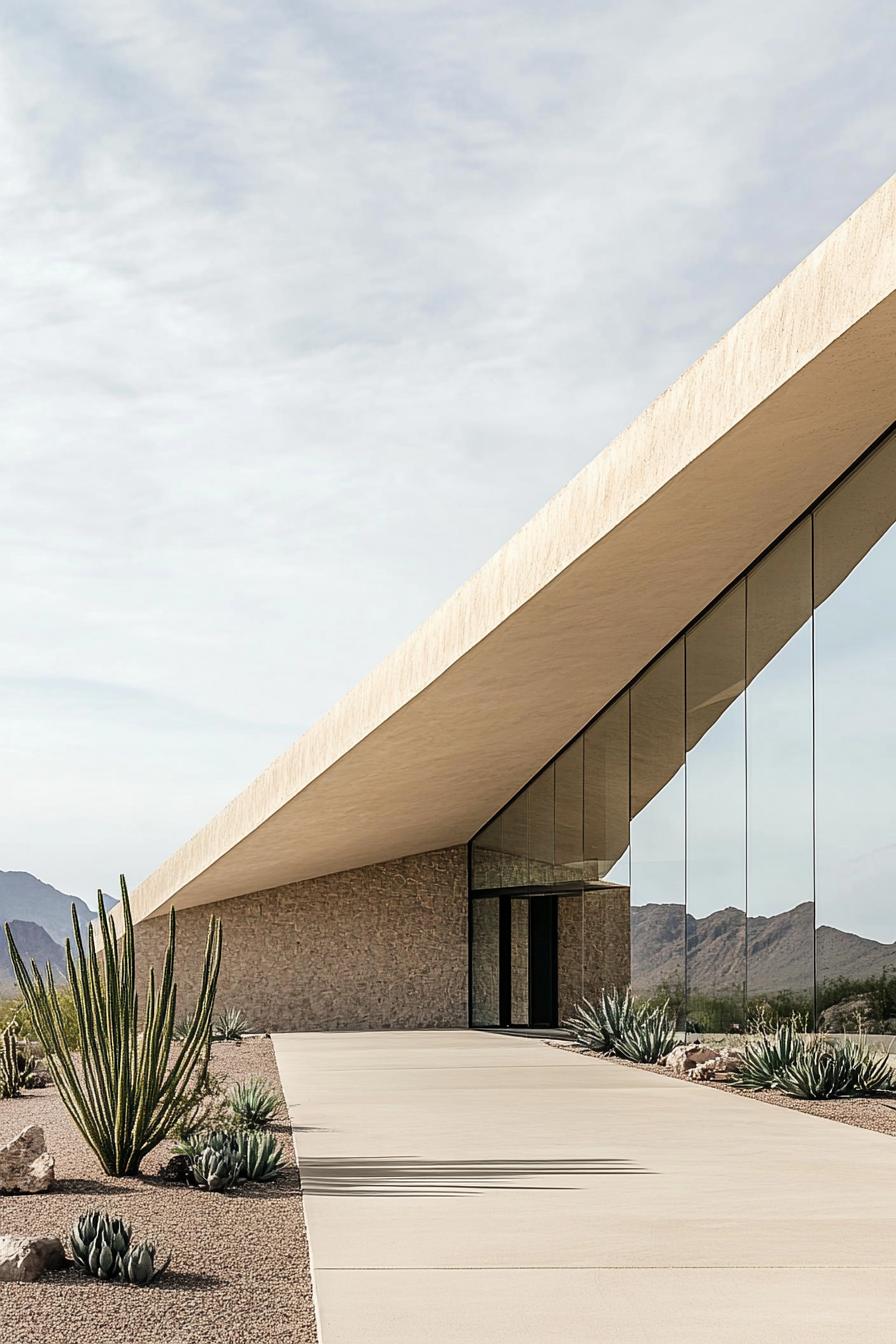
[
  {"left": 630, "top": 643, "right": 686, "bottom": 1025},
  {"left": 685, "top": 583, "right": 746, "bottom": 1032},
  {"left": 814, "top": 440, "right": 896, "bottom": 1017},
  {"left": 470, "top": 429, "right": 896, "bottom": 1036},
  {"left": 746, "top": 521, "right": 814, "bottom": 1020}
]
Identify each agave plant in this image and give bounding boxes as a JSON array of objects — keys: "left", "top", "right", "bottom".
[
  {"left": 227, "top": 1076, "right": 280, "bottom": 1129},
  {"left": 181, "top": 1130, "right": 243, "bottom": 1191},
  {"left": 565, "top": 988, "right": 640, "bottom": 1054},
  {"left": 5, "top": 875, "right": 222, "bottom": 1176},
  {"left": 779, "top": 1037, "right": 896, "bottom": 1099},
  {"left": 213, "top": 1008, "right": 251, "bottom": 1042},
  {"left": 191, "top": 1142, "right": 243, "bottom": 1192},
  {"left": 614, "top": 1006, "right": 676, "bottom": 1063},
  {"left": 70, "top": 1210, "right": 169, "bottom": 1286},
  {"left": 734, "top": 1019, "right": 805, "bottom": 1091},
  {"left": 236, "top": 1128, "right": 287, "bottom": 1183}
]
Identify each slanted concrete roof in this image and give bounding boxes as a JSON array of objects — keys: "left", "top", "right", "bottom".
[{"left": 132, "top": 175, "right": 896, "bottom": 921}]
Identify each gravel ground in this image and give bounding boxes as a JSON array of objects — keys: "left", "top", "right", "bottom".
[
  {"left": 0, "top": 1038, "right": 317, "bottom": 1344},
  {"left": 551, "top": 1039, "right": 896, "bottom": 1135}
]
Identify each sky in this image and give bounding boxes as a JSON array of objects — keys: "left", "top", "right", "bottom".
[{"left": 2, "top": 1, "right": 895, "bottom": 907}]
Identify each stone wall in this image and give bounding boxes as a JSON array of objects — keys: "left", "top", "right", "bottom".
[{"left": 133, "top": 846, "right": 468, "bottom": 1032}]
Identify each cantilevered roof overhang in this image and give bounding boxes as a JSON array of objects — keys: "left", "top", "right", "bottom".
[{"left": 132, "top": 175, "right": 896, "bottom": 922}]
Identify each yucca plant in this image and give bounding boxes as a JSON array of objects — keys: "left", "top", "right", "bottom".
[
  {"left": 615, "top": 1005, "right": 676, "bottom": 1063},
  {"left": 70, "top": 1210, "right": 169, "bottom": 1285},
  {"left": 5, "top": 875, "right": 222, "bottom": 1176},
  {"left": 734, "top": 1019, "right": 804, "bottom": 1091},
  {"left": 236, "top": 1128, "right": 286, "bottom": 1183},
  {"left": 227, "top": 1076, "right": 280, "bottom": 1129},
  {"left": 213, "top": 1007, "right": 250, "bottom": 1041},
  {"left": 565, "top": 988, "right": 639, "bottom": 1054}
]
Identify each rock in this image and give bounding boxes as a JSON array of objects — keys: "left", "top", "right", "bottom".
[
  {"left": 157, "top": 1152, "right": 190, "bottom": 1183},
  {"left": 663, "top": 1044, "right": 721, "bottom": 1074},
  {"left": 0, "top": 1235, "right": 66, "bottom": 1281},
  {"left": 663, "top": 1043, "right": 743, "bottom": 1080},
  {"left": 0, "top": 1125, "right": 55, "bottom": 1193},
  {"left": 817, "top": 995, "right": 876, "bottom": 1033}
]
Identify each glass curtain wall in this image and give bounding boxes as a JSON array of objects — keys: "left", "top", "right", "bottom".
[{"left": 471, "top": 427, "right": 896, "bottom": 1031}]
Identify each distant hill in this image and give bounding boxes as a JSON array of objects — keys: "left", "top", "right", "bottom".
[
  {"left": 0, "top": 871, "right": 93, "bottom": 945},
  {"left": 632, "top": 901, "right": 896, "bottom": 994},
  {"left": 0, "top": 920, "right": 67, "bottom": 990}
]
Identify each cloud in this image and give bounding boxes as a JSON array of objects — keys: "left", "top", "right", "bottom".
[{"left": 2, "top": 0, "right": 895, "bottom": 899}]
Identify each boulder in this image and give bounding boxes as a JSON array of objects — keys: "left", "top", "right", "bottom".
[
  {"left": 816, "top": 995, "right": 876, "bottom": 1033},
  {"left": 0, "top": 1235, "right": 65, "bottom": 1282},
  {"left": 663, "top": 1043, "right": 742, "bottom": 1079},
  {"left": 0, "top": 1125, "right": 55, "bottom": 1194},
  {"left": 663, "top": 1044, "right": 721, "bottom": 1074}
]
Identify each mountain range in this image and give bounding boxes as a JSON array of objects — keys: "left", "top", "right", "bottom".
[
  {"left": 631, "top": 901, "right": 896, "bottom": 994},
  {"left": 0, "top": 871, "right": 96, "bottom": 991}
]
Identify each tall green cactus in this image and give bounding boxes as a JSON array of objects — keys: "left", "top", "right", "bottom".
[
  {"left": 5, "top": 875, "right": 222, "bottom": 1176},
  {"left": 0, "top": 1023, "right": 22, "bottom": 1098}
]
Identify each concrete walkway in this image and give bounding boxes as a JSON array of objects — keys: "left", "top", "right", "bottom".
[{"left": 273, "top": 1030, "right": 896, "bottom": 1343}]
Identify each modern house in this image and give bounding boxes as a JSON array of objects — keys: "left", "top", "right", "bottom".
[{"left": 132, "top": 175, "right": 896, "bottom": 1034}]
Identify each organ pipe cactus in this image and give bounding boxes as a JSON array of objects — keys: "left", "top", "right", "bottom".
[
  {"left": 5, "top": 875, "right": 222, "bottom": 1176},
  {"left": 0, "top": 1021, "right": 37, "bottom": 1098}
]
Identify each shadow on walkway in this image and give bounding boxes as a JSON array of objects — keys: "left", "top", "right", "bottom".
[{"left": 299, "top": 1155, "right": 651, "bottom": 1196}]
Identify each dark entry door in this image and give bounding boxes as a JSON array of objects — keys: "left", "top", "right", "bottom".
[{"left": 527, "top": 895, "right": 557, "bottom": 1027}]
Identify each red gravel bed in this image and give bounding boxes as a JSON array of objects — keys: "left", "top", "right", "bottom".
[
  {"left": 551, "top": 1039, "right": 896, "bottom": 1136},
  {"left": 0, "top": 1038, "right": 317, "bottom": 1344}
]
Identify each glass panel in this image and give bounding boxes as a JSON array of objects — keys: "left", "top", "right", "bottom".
[
  {"left": 527, "top": 767, "right": 555, "bottom": 887},
  {"left": 554, "top": 739, "right": 584, "bottom": 882},
  {"left": 746, "top": 523, "right": 814, "bottom": 1021},
  {"left": 556, "top": 893, "right": 583, "bottom": 1023},
  {"left": 814, "top": 435, "right": 896, "bottom": 1024},
  {"left": 510, "top": 898, "right": 529, "bottom": 1025},
  {"left": 630, "top": 642, "right": 685, "bottom": 1021},
  {"left": 584, "top": 693, "right": 630, "bottom": 883},
  {"left": 685, "top": 582, "right": 746, "bottom": 1033},
  {"left": 470, "top": 898, "right": 500, "bottom": 1026},
  {"left": 501, "top": 793, "right": 528, "bottom": 887},
  {"left": 471, "top": 816, "right": 502, "bottom": 890}
]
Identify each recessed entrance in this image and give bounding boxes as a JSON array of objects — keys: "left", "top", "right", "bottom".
[
  {"left": 469, "top": 885, "right": 630, "bottom": 1029},
  {"left": 471, "top": 891, "right": 564, "bottom": 1028}
]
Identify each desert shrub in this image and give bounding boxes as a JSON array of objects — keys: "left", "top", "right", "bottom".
[
  {"left": 816, "top": 972, "right": 896, "bottom": 1022},
  {"left": 227, "top": 1076, "right": 280, "bottom": 1129},
  {"left": 0, "top": 990, "right": 80, "bottom": 1052},
  {"left": 213, "top": 1007, "right": 251, "bottom": 1042},
  {"left": 614, "top": 1005, "right": 676, "bottom": 1063},
  {"left": 745, "top": 991, "right": 813, "bottom": 1028},
  {"left": 70, "top": 1211, "right": 169, "bottom": 1285},
  {"left": 5, "top": 876, "right": 222, "bottom": 1176},
  {"left": 168, "top": 1067, "right": 231, "bottom": 1142},
  {"left": 0, "top": 1022, "right": 40, "bottom": 1098}
]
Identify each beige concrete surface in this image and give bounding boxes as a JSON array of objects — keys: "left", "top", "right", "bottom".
[
  {"left": 133, "top": 176, "right": 896, "bottom": 922},
  {"left": 274, "top": 1029, "right": 896, "bottom": 1344}
]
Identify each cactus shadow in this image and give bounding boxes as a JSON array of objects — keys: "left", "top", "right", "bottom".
[{"left": 150, "top": 1269, "right": 224, "bottom": 1293}]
